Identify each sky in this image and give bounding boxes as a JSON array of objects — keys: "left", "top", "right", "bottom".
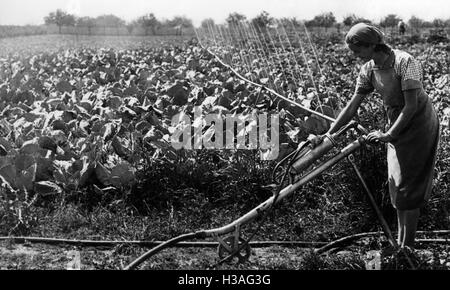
[{"left": 0, "top": 0, "right": 449, "bottom": 26}]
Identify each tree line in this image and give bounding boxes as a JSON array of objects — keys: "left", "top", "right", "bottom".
[
  {"left": 44, "top": 10, "right": 194, "bottom": 36},
  {"left": 208, "top": 11, "right": 450, "bottom": 32},
  {"left": 47, "top": 9, "right": 450, "bottom": 35},
  {"left": 1, "top": 9, "right": 449, "bottom": 39}
]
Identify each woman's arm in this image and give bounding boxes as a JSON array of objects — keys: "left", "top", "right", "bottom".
[
  {"left": 328, "top": 93, "right": 366, "bottom": 134},
  {"left": 387, "top": 89, "right": 418, "bottom": 138},
  {"left": 310, "top": 92, "right": 366, "bottom": 147},
  {"left": 366, "top": 88, "right": 418, "bottom": 143}
]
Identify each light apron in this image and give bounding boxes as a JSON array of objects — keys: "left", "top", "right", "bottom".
[{"left": 370, "top": 56, "right": 440, "bottom": 210}]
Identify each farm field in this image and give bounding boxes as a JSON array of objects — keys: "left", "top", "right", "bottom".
[{"left": 0, "top": 33, "right": 449, "bottom": 270}]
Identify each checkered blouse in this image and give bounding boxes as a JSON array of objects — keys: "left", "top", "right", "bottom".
[{"left": 355, "top": 49, "right": 423, "bottom": 95}]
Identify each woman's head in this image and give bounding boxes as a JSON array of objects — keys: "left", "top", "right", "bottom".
[
  {"left": 345, "top": 23, "right": 391, "bottom": 59},
  {"left": 345, "top": 23, "right": 384, "bottom": 46}
]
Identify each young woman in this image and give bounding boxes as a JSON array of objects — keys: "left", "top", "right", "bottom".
[{"left": 313, "top": 23, "right": 440, "bottom": 249}]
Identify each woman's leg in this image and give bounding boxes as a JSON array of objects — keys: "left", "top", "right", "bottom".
[
  {"left": 397, "top": 209, "right": 405, "bottom": 246},
  {"left": 403, "top": 208, "right": 420, "bottom": 247},
  {"left": 397, "top": 208, "right": 420, "bottom": 248}
]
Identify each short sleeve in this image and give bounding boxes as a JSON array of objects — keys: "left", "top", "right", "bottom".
[
  {"left": 355, "top": 64, "right": 374, "bottom": 95},
  {"left": 399, "top": 56, "right": 423, "bottom": 91}
]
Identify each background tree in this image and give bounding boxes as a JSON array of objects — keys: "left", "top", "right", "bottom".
[
  {"left": 126, "top": 21, "right": 137, "bottom": 35},
  {"left": 408, "top": 15, "right": 424, "bottom": 33},
  {"left": 44, "top": 9, "right": 76, "bottom": 34},
  {"left": 311, "top": 12, "right": 336, "bottom": 32},
  {"left": 226, "top": 12, "right": 247, "bottom": 26},
  {"left": 304, "top": 19, "right": 316, "bottom": 28},
  {"left": 445, "top": 18, "right": 450, "bottom": 28},
  {"left": 422, "top": 21, "right": 434, "bottom": 28},
  {"left": 225, "top": 12, "right": 247, "bottom": 42},
  {"left": 76, "top": 16, "right": 96, "bottom": 35},
  {"left": 343, "top": 14, "right": 372, "bottom": 26},
  {"left": 201, "top": 18, "right": 215, "bottom": 30},
  {"left": 432, "top": 18, "right": 446, "bottom": 28},
  {"left": 379, "top": 14, "right": 401, "bottom": 33},
  {"left": 251, "top": 11, "right": 273, "bottom": 33},
  {"left": 168, "top": 16, "right": 193, "bottom": 36},
  {"left": 343, "top": 15, "right": 354, "bottom": 26},
  {"left": 446, "top": 18, "right": 450, "bottom": 28},
  {"left": 137, "top": 13, "right": 160, "bottom": 36},
  {"left": 95, "top": 14, "right": 125, "bottom": 35},
  {"left": 278, "top": 17, "right": 298, "bottom": 33}
]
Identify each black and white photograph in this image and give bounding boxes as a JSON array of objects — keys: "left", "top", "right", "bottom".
[{"left": 0, "top": 0, "right": 449, "bottom": 278}]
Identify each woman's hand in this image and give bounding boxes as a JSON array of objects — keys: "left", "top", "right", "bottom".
[
  {"left": 308, "top": 134, "right": 325, "bottom": 148},
  {"left": 366, "top": 130, "right": 393, "bottom": 143}
]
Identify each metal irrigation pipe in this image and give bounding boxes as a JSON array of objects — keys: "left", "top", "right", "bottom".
[
  {"left": 2, "top": 232, "right": 447, "bottom": 250},
  {"left": 0, "top": 236, "right": 328, "bottom": 248}
]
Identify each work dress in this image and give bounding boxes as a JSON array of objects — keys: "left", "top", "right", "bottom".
[{"left": 355, "top": 49, "right": 440, "bottom": 210}]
